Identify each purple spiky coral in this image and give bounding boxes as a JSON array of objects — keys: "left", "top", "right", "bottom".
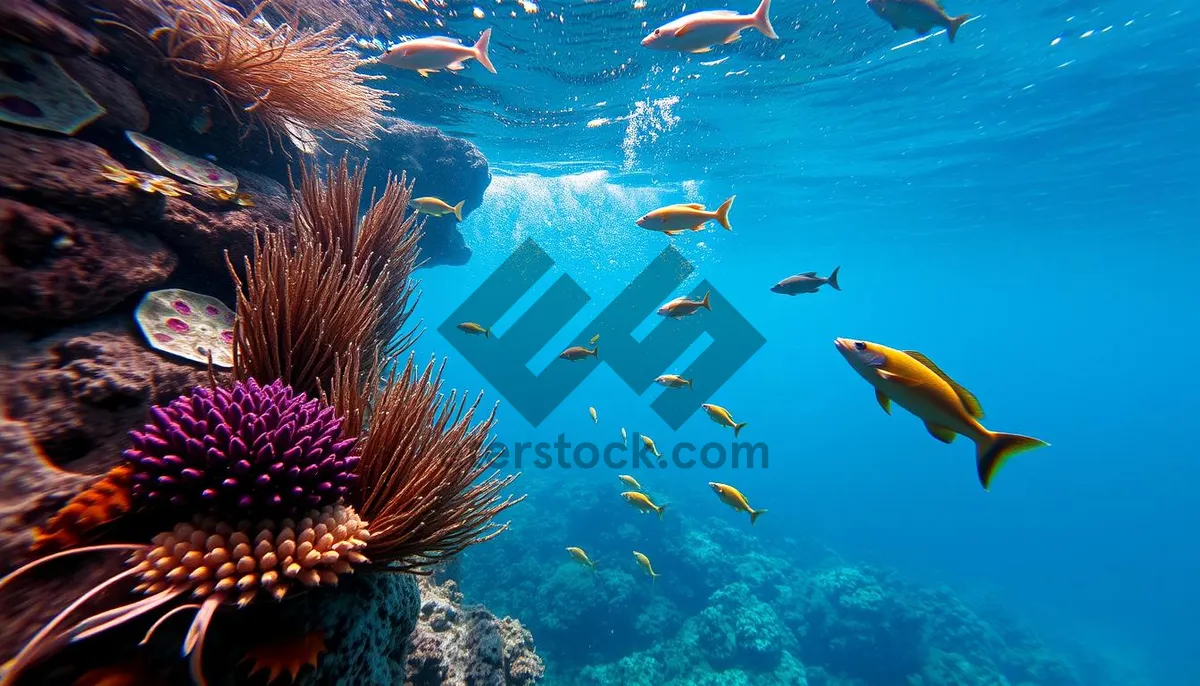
[{"left": 124, "top": 378, "right": 358, "bottom": 518}]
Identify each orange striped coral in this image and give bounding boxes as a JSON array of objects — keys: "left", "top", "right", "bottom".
[{"left": 31, "top": 464, "right": 134, "bottom": 553}]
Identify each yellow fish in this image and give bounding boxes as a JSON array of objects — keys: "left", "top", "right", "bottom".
[
  {"left": 622, "top": 491, "right": 666, "bottom": 519},
  {"left": 589, "top": 406, "right": 598, "bottom": 424},
  {"left": 640, "top": 434, "right": 661, "bottom": 458},
  {"left": 589, "top": 333, "right": 601, "bottom": 344},
  {"left": 636, "top": 197, "right": 735, "bottom": 235},
  {"left": 566, "top": 546, "right": 596, "bottom": 569},
  {"left": 655, "top": 374, "right": 693, "bottom": 389},
  {"left": 456, "top": 322, "right": 490, "bottom": 337},
  {"left": 701, "top": 403, "right": 747, "bottom": 438},
  {"left": 411, "top": 196, "right": 465, "bottom": 221},
  {"left": 633, "top": 551, "right": 660, "bottom": 581},
  {"left": 618, "top": 474, "right": 643, "bottom": 491},
  {"left": 834, "top": 338, "right": 1049, "bottom": 490},
  {"left": 708, "top": 482, "right": 767, "bottom": 526}
]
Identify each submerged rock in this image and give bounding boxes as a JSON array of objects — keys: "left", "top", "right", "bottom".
[
  {"left": 0, "top": 315, "right": 219, "bottom": 473},
  {"left": 406, "top": 577, "right": 544, "bottom": 686}
]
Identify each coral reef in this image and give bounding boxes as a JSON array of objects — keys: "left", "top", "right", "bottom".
[
  {"left": 457, "top": 477, "right": 1134, "bottom": 686},
  {"left": 407, "top": 576, "right": 545, "bottom": 686}
]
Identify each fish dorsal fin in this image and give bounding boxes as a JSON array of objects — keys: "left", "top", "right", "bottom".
[
  {"left": 905, "top": 350, "right": 985, "bottom": 419},
  {"left": 427, "top": 36, "right": 463, "bottom": 43},
  {"left": 924, "top": 422, "right": 957, "bottom": 444},
  {"left": 800, "top": 271, "right": 818, "bottom": 277},
  {"left": 673, "top": 203, "right": 706, "bottom": 209}
]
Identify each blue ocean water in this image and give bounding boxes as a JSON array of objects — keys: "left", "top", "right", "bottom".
[{"left": 389, "top": 0, "right": 1199, "bottom": 683}]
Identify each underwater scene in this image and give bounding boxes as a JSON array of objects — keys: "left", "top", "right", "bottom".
[{"left": 0, "top": 0, "right": 1196, "bottom": 684}]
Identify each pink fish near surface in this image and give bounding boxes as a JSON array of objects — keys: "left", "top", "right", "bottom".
[
  {"left": 641, "top": 0, "right": 777, "bottom": 54},
  {"left": 379, "top": 29, "right": 497, "bottom": 76},
  {"left": 866, "top": 0, "right": 971, "bottom": 43}
]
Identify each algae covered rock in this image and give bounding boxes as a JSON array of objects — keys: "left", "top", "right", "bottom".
[{"left": 406, "top": 577, "right": 544, "bottom": 685}]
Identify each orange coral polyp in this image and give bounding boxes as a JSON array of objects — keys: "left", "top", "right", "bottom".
[
  {"left": 129, "top": 504, "right": 370, "bottom": 606},
  {"left": 32, "top": 464, "right": 134, "bottom": 553}
]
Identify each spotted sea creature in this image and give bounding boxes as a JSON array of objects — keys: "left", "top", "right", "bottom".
[
  {"left": 126, "top": 130, "right": 239, "bottom": 190},
  {"left": 0, "top": 42, "right": 104, "bottom": 134},
  {"left": 135, "top": 288, "right": 235, "bottom": 367}
]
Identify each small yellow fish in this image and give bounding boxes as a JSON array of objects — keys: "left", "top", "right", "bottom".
[
  {"left": 708, "top": 482, "right": 767, "bottom": 526},
  {"left": 589, "top": 333, "right": 601, "bottom": 345},
  {"left": 633, "top": 551, "right": 660, "bottom": 581},
  {"left": 618, "top": 474, "right": 643, "bottom": 491},
  {"left": 834, "top": 338, "right": 1049, "bottom": 490},
  {"left": 621, "top": 491, "right": 666, "bottom": 519},
  {"left": 411, "top": 196, "right": 465, "bottom": 221},
  {"left": 559, "top": 345, "right": 598, "bottom": 361},
  {"left": 566, "top": 546, "right": 596, "bottom": 569},
  {"left": 655, "top": 374, "right": 693, "bottom": 389},
  {"left": 636, "top": 197, "right": 735, "bottom": 235},
  {"left": 621, "top": 427, "right": 627, "bottom": 446},
  {"left": 701, "top": 403, "right": 747, "bottom": 438},
  {"left": 457, "top": 322, "right": 490, "bottom": 337},
  {"left": 640, "top": 434, "right": 661, "bottom": 458},
  {"left": 589, "top": 406, "right": 598, "bottom": 424}
]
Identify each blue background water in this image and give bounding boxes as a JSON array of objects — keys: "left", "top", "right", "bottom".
[{"left": 379, "top": 0, "right": 1198, "bottom": 682}]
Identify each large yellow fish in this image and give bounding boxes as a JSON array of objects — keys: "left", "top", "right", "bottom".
[
  {"left": 632, "top": 551, "right": 660, "bottom": 581},
  {"left": 589, "top": 406, "right": 598, "bottom": 424},
  {"left": 622, "top": 491, "right": 666, "bottom": 519},
  {"left": 655, "top": 374, "right": 693, "bottom": 389},
  {"left": 701, "top": 403, "right": 747, "bottom": 438},
  {"left": 566, "top": 547, "right": 596, "bottom": 569},
  {"left": 411, "top": 196, "right": 465, "bottom": 221},
  {"left": 834, "top": 338, "right": 1049, "bottom": 490},
  {"left": 708, "top": 482, "right": 767, "bottom": 526},
  {"left": 618, "top": 474, "right": 643, "bottom": 491},
  {"left": 637, "top": 197, "right": 735, "bottom": 235}
]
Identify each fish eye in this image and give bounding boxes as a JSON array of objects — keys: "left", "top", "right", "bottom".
[
  {"left": 854, "top": 341, "right": 867, "bottom": 351},
  {"left": 654, "top": 29, "right": 661, "bottom": 35}
]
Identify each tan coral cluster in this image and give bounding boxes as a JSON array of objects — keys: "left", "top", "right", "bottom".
[{"left": 129, "top": 504, "right": 370, "bottom": 607}]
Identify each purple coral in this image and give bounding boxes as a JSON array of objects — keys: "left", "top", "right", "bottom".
[{"left": 124, "top": 378, "right": 359, "bottom": 518}]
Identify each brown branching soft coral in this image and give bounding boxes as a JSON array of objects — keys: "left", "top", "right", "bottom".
[
  {"left": 31, "top": 464, "right": 134, "bottom": 554},
  {"left": 141, "top": 0, "right": 390, "bottom": 145},
  {"left": 229, "top": 158, "right": 420, "bottom": 404},
  {"left": 353, "top": 355, "right": 520, "bottom": 572}
]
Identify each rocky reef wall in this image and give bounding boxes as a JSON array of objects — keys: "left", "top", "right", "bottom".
[{"left": 0, "top": 1, "right": 518, "bottom": 683}]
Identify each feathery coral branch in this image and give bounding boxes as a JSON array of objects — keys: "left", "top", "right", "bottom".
[
  {"left": 352, "top": 354, "right": 523, "bottom": 573},
  {"left": 141, "top": 0, "right": 390, "bottom": 145}
]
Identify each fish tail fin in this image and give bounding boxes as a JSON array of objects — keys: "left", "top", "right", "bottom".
[
  {"left": 592, "top": 345, "right": 599, "bottom": 359},
  {"left": 715, "top": 195, "right": 735, "bottom": 230},
  {"left": 452, "top": 200, "right": 464, "bottom": 221},
  {"left": 687, "top": 378, "right": 694, "bottom": 390},
  {"left": 474, "top": 28, "right": 497, "bottom": 73},
  {"left": 749, "top": 509, "right": 767, "bottom": 526},
  {"left": 947, "top": 14, "right": 970, "bottom": 43},
  {"left": 701, "top": 291, "right": 712, "bottom": 310},
  {"left": 734, "top": 422, "right": 747, "bottom": 438},
  {"left": 828, "top": 265, "right": 841, "bottom": 291},
  {"left": 484, "top": 328, "right": 490, "bottom": 338},
  {"left": 752, "top": 0, "right": 778, "bottom": 39},
  {"left": 656, "top": 504, "right": 667, "bottom": 520},
  {"left": 975, "top": 432, "right": 1049, "bottom": 490}
]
